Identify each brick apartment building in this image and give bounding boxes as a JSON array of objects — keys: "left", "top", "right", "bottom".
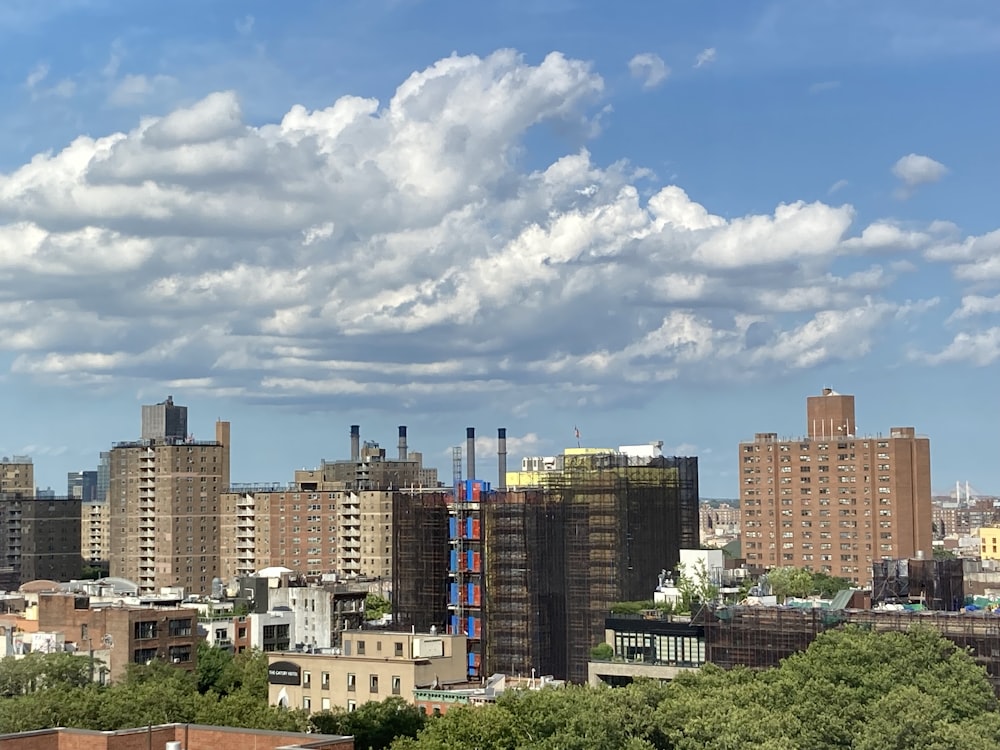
[
  {"left": 109, "top": 400, "right": 230, "bottom": 596},
  {"left": 0, "top": 494, "right": 82, "bottom": 590},
  {"left": 740, "top": 389, "right": 932, "bottom": 585},
  {"left": 219, "top": 425, "right": 436, "bottom": 585},
  {"left": 36, "top": 592, "right": 203, "bottom": 682}
]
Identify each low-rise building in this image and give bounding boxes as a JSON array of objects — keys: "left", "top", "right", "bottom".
[
  {"left": 587, "top": 614, "right": 706, "bottom": 687},
  {"left": 0, "top": 723, "right": 352, "bottom": 750},
  {"left": 267, "top": 630, "right": 467, "bottom": 713},
  {"left": 34, "top": 592, "right": 203, "bottom": 682}
]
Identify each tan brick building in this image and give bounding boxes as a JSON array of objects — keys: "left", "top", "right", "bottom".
[
  {"left": 81, "top": 500, "right": 110, "bottom": 571},
  {"left": 219, "top": 486, "right": 393, "bottom": 584},
  {"left": 740, "top": 389, "right": 932, "bottom": 585},
  {"left": 1, "top": 456, "right": 34, "bottom": 496},
  {"left": 267, "top": 630, "right": 467, "bottom": 713},
  {"left": 109, "top": 411, "right": 230, "bottom": 596}
]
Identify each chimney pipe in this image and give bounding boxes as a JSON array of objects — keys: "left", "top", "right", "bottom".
[
  {"left": 350, "top": 425, "right": 360, "bottom": 462},
  {"left": 398, "top": 426, "right": 408, "bottom": 461},
  {"left": 466, "top": 427, "right": 476, "bottom": 482},
  {"left": 497, "top": 428, "right": 507, "bottom": 489}
]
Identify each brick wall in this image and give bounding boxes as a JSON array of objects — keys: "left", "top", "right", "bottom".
[{"left": 0, "top": 725, "right": 353, "bottom": 750}]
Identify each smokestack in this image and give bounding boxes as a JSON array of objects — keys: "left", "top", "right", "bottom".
[
  {"left": 398, "top": 426, "right": 408, "bottom": 461},
  {"left": 350, "top": 425, "right": 360, "bottom": 462},
  {"left": 466, "top": 427, "right": 476, "bottom": 482},
  {"left": 497, "top": 428, "right": 507, "bottom": 489}
]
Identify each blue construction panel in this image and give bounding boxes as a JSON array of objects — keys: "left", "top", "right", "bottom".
[
  {"left": 468, "top": 653, "right": 476, "bottom": 668},
  {"left": 449, "top": 516, "right": 457, "bottom": 538},
  {"left": 449, "top": 582, "right": 459, "bottom": 605},
  {"left": 450, "top": 615, "right": 460, "bottom": 634},
  {"left": 449, "top": 549, "right": 457, "bottom": 572},
  {"left": 465, "top": 517, "right": 473, "bottom": 538},
  {"left": 466, "top": 550, "right": 474, "bottom": 570}
]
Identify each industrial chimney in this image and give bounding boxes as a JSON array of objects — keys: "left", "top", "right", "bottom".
[
  {"left": 466, "top": 427, "right": 476, "bottom": 482},
  {"left": 398, "top": 426, "right": 408, "bottom": 461},
  {"left": 350, "top": 425, "right": 360, "bottom": 462},
  {"left": 497, "top": 428, "right": 507, "bottom": 489}
]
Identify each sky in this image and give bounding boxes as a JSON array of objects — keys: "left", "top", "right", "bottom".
[{"left": 0, "top": 0, "right": 998, "bottom": 499}]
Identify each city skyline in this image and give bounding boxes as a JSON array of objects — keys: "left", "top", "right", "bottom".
[{"left": 1, "top": 2, "right": 998, "bottom": 497}]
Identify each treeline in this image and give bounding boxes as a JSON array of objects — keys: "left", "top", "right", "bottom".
[
  {"left": 393, "top": 626, "right": 1000, "bottom": 750},
  {"left": 5, "top": 627, "right": 1000, "bottom": 749}
]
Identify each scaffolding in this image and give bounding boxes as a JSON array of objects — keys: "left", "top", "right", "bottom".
[
  {"left": 392, "top": 489, "right": 450, "bottom": 632},
  {"left": 697, "top": 604, "right": 1000, "bottom": 692},
  {"left": 871, "top": 558, "right": 965, "bottom": 611},
  {"left": 483, "top": 454, "right": 699, "bottom": 684}
]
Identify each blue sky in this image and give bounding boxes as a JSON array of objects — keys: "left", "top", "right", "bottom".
[{"left": 1, "top": 0, "right": 998, "bottom": 498}]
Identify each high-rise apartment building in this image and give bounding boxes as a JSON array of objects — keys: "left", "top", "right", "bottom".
[
  {"left": 0, "top": 494, "right": 82, "bottom": 588},
  {"left": 1, "top": 457, "right": 34, "bottom": 497},
  {"left": 218, "top": 426, "right": 427, "bottom": 586},
  {"left": 740, "top": 388, "right": 932, "bottom": 584},
  {"left": 110, "top": 403, "right": 230, "bottom": 596}
]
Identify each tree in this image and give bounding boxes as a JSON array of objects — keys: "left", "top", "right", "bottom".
[
  {"left": 764, "top": 567, "right": 814, "bottom": 601},
  {"left": 365, "top": 593, "right": 392, "bottom": 621},
  {"left": 196, "top": 641, "right": 235, "bottom": 694},
  {"left": 313, "top": 697, "right": 425, "bottom": 750},
  {"left": 590, "top": 642, "right": 613, "bottom": 661},
  {"left": 933, "top": 547, "right": 957, "bottom": 561},
  {"left": 674, "top": 560, "right": 719, "bottom": 613}
]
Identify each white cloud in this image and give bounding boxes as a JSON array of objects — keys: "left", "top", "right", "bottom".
[
  {"left": 948, "top": 294, "right": 1000, "bottom": 321},
  {"left": 628, "top": 53, "right": 669, "bottom": 89},
  {"left": 693, "top": 48, "right": 716, "bottom": 68},
  {"left": 827, "top": 179, "right": 848, "bottom": 195},
  {"left": 25, "top": 63, "right": 48, "bottom": 89},
  {"left": 0, "top": 49, "right": 980, "bottom": 406},
  {"left": 108, "top": 73, "right": 178, "bottom": 107},
  {"left": 917, "top": 328, "right": 1000, "bottom": 367},
  {"left": 892, "top": 153, "right": 948, "bottom": 197}
]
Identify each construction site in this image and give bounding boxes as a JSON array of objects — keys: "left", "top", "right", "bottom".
[
  {"left": 390, "top": 429, "right": 701, "bottom": 685},
  {"left": 695, "top": 604, "right": 1000, "bottom": 691}
]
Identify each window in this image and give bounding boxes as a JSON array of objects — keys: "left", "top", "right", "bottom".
[
  {"left": 168, "top": 645, "right": 191, "bottom": 663},
  {"left": 322, "top": 697, "right": 331, "bottom": 711},
  {"left": 370, "top": 674, "right": 379, "bottom": 693},
  {"left": 348, "top": 700, "right": 357, "bottom": 712},
  {"left": 392, "top": 675, "right": 401, "bottom": 695},
  {"left": 357, "top": 640, "right": 366, "bottom": 655},
  {"left": 134, "top": 621, "right": 157, "bottom": 640},
  {"left": 321, "top": 672, "right": 330, "bottom": 689},
  {"left": 303, "top": 671, "right": 312, "bottom": 688},
  {"left": 395, "top": 641, "right": 404, "bottom": 657},
  {"left": 133, "top": 647, "right": 157, "bottom": 664},
  {"left": 169, "top": 618, "right": 192, "bottom": 637},
  {"left": 303, "top": 697, "right": 311, "bottom": 711},
  {"left": 347, "top": 673, "right": 356, "bottom": 692}
]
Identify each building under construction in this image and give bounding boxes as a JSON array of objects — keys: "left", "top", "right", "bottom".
[
  {"left": 391, "top": 430, "right": 700, "bottom": 685},
  {"left": 695, "top": 604, "right": 1000, "bottom": 692}
]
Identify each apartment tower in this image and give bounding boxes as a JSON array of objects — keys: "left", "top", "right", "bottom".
[
  {"left": 740, "top": 388, "right": 932, "bottom": 584},
  {"left": 109, "top": 401, "right": 230, "bottom": 595}
]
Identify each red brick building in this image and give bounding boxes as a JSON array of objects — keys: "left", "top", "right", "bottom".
[{"left": 0, "top": 723, "right": 352, "bottom": 750}]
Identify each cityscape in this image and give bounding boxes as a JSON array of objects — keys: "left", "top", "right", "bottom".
[{"left": 2, "top": 1, "right": 1000, "bottom": 749}]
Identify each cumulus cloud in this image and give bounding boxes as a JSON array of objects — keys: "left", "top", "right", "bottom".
[
  {"left": 628, "top": 53, "right": 669, "bottom": 89},
  {"left": 892, "top": 153, "right": 948, "bottom": 197},
  {"left": 0, "top": 49, "right": 976, "bottom": 410},
  {"left": 916, "top": 328, "right": 1000, "bottom": 367},
  {"left": 947, "top": 294, "right": 1000, "bottom": 321},
  {"left": 693, "top": 48, "right": 716, "bottom": 68}
]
